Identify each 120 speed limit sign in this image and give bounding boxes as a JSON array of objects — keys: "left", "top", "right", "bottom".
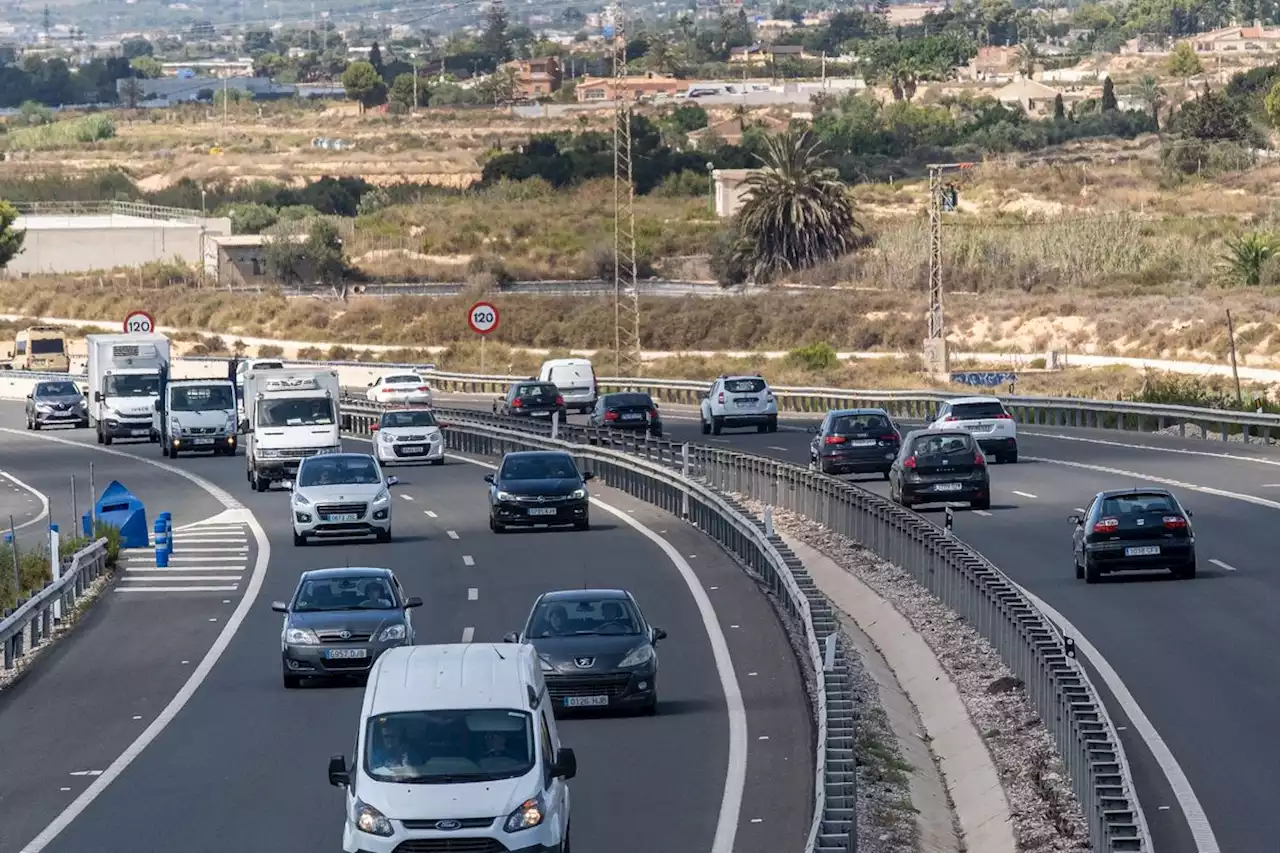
[
  {"left": 123, "top": 310, "right": 155, "bottom": 334},
  {"left": 468, "top": 302, "right": 500, "bottom": 336}
]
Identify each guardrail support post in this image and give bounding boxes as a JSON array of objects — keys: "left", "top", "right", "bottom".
[
  {"left": 823, "top": 633, "right": 837, "bottom": 672},
  {"left": 551, "top": 411, "right": 560, "bottom": 441},
  {"left": 680, "top": 444, "right": 690, "bottom": 519},
  {"left": 764, "top": 506, "right": 774, "bottom": 538}
]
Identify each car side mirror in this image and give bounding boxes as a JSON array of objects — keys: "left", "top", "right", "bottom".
[
  {"left": 484, "top": 473, "right": 495, "bottom": 484},
  {"left": 404, "top": 596, "right": 423, "bottom": 608},
  {"left": 502, "top": 631, "right": 518, "bottom": 643},
  {"left": 553, "top": 747, "right": 577, "bottom": 780},
  {"left": 582, "top": 472, "right": 594, "bottom": 481},
  {"left": 270, "top": 601, "right": 289, "bottom": 613},
  {"left": 652, "top": 627, "right": 667, "bottom": 642},
  {"left": 1068, "top": 515, "right": 1081, "bottom": 525},
  {"left": 327, "top": 755, "right": 350, "bottom": 788},
  {"left": 1185, "top": 509, "right": 1193, "bottom": 518},
  {"left": 25, "top": 393, "right": 31, "bottom": 399},
  {"left": 370, "top": 423, "right": 380, "bottom": 431},
  {"left": 386, "top": 476, "right": 399, "bottom": 486},
  {"left": 697, "top": 391, "right": 708, "bottom": 401},
  {"left": 366, "top": 382, "right": 374, "bottom": 387}
]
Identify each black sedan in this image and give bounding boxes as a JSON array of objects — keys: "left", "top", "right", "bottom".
[
  {"left": 25, "top": 379, "right": 89, "bottom": 430},
  {"left": 271, "top": 567, "right": 422, "bottom": 688},
  {"left": 486, "top": 450, "right": 593, "bottom": 532},
  {"left": 809, "top": 407, "right": 899, "bottom": 478},
  {"left": 889, "top": 429, "right": 990, "bottom": 510},
  {"left": 1071, "top": 489, "right": 1196, "bottom": 583},
  {"left": 493, "top": 380, "right": 567, "bottom": 420},
  {"left": 588, "top": 392, "right": 663, "bottom": 436},
  {"left": 503, "top": 588, "right": 665, "bottom": 715}
]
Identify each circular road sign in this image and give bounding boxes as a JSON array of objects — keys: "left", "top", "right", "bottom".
[
  {"left": 468, "top": 302, "right": 500, "bottom": 336},
  {"left": 123, "top": 310, "right": 155, "bottom": 334}
]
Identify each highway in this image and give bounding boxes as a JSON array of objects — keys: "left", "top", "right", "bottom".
[
  {"left": 508, "top": 397, "right": 1278, "bottom": 853},
  {"left": 0, "top": 404, "right": 812, "bottom": 853}
]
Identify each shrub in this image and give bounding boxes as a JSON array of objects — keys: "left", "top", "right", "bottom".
[
  {"left": 788, "top": 342, "right": 840, "bottom": 372},
  {"left": 7, "top": 115, "right": 115, "bottom": 150},
  {"left": 258, "top": 344, "right": 285, "bottom": 358}
]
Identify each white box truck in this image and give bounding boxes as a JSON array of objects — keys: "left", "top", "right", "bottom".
[
  {"left": 242, "top": 368, "right": 342, "bottom": 491},
  {"left": 86, "top": 333, "right": 171, "bottom": 445},
  {"left": 153, "top": 378, "right": 239, "bottom": 459}
]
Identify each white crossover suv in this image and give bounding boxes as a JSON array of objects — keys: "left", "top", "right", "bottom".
[
  {"left": 927, "top": 396, "right": 1018, "bottom": 463},
  {"left": 699, "top": 374, "right": 779, "bottom": 435},
  {"left": 291, "top": 453, "right": 397, "bottom": 546},
  {"left": 372, "top": 408, "right": 445, "bottom": 466}
]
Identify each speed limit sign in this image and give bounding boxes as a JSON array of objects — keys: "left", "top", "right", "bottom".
[
  {"left": 123, "top": 310, "right": 155, "bottom": 334},
  {"left": 467, "top": 302, "right": 500, "bottom": 336}
]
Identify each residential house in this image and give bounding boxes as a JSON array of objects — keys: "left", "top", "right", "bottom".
[
  {"left": 159, "top": 58, "right": 253, "bottom": 78},
  {"left": 711, "top": 168, "right": 762, "bottom": 218},
  {"left": 729, "top": 43, "right": 815, "bottom": 65},
  {"left": 964, "top": 45, "right": 1019, "bottom": 80},
  {"left": 687, "top": 113, "right": 789, "bottom": 147},
  {"left": 754, "top": 18, "right": 797, "bottom": 42},
  {"left": 575, "top": 72, "right": 683, "bottom": 102},
  {"left": 993, "top": 78, "right": 1069, "bottom": 116},
  {"left": 503, "top": 56, "right": 562, "bottom": 99},
  {"left": 1190, "top": 23, "right": 1280, "bottom": 53}
]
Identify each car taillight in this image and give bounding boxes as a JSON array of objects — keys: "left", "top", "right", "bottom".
[
  {"left": 903, "top": 456, "right": 916, "bottom": 469},
  {"left": 879, "top": 434, "right": 897, "bottom": 441},
  {"left": 417, "top": 386, "right": 431, "bottom": 392},
  {"left": 1093, "top": 517, "right": 1119, "bottom": 533},
  {"left": 1163, "top": 515, "right": 1188, "bottom": 529},
  {"left": 604, "top": 411, "right": 618, "bottom": 421},
  {"left": 648, "top": 409, "right": 657, "bottom": 418},
  {"left": 555, "top": 395, "right": 565, "bottom": 406},
  {"left": 825, "top": 435, "right": 846, "bottom": 445},
  {"left": 381, "top": 387, "right": 394, "bottom": 393},
  {"left": 717, "top": 391, "right": 725, "bottom": 404},
  {"left": 944, "top": 416, "right": 957, "bottom": 421},
  {"left": 974, "top": 451, "right": 985, "bottom": 466},
  {"left": 994, "top": 413, "right": 1012, "bottom": 419},
  {"left": 512, "top": 398, "right": 523, "bottom": 408}
]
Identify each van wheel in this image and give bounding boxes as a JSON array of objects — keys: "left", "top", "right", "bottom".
[
  {"left": 712, "top": 417, "right": 723, "bottom": 435},
  {"left": 162, "top": 443, "right": 170, "bottom": 457},
  {"left": 757, "top": 423, "right": 767, "bottom": 433}
]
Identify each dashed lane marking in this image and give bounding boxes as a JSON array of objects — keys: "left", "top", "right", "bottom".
[{"left": 1209, "top": 558, "right": 1237, "bottom": 572}]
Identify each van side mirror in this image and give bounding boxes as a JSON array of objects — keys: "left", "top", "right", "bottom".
[
  {"left": 271, "top": 601, "right": 288, "bottom": 613},
  {"left": 404, "top": 596, "right": 423, "bottom": 608},
  {"left": 94, "top": 391, "right": 103, "bottom": 402},
  {"left": 502, "top": 631, "right": 518, "bottom": 643},
  {"left": 25, "top": 393, "right": 31, "bottom": 399},
  {"left": 327, "top": 755, "right": 350, "bottom": 787},
  {"left": 239, "top": 419, "right": 250, "bottom": 433},
  {"left": 154, "top": 399, "right": 162, "bottom": 411},
  {"left": 553, "top": 747, "right": 577, "bottom": 780},
  {"left": 484, "top": 474, "right": 495, "bottom": 484},
  {"left": 582, "top": 472, "right": 594, "bottom": 481},
  {"left": 1068, "top": 515, "right": 1081, "bottom": 525}
]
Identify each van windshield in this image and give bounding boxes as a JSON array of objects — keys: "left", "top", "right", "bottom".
[
  {"left": 364, "top": 709, "right": 536, "bottom": 784},
  {"left": 257, "top": 397, "right": 334, "bottom": 427},
  {"left": 105, "top": 374, "right": 160, "bottom": 397}
]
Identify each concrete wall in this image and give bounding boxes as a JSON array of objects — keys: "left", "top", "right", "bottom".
[{"left": 4, "top": 217, "right": 231, "bottom": 277}]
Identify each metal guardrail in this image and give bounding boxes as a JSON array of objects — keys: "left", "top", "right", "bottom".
[
  {"left": 341, "top": 405, "right": 850, "bottom": 853},
  {"left": 1, "top": 539, "right": 110, "bottom": 672},
  {"left": 11, "top": 200, "right": 210, "bottom": 223},
  {"left": 345, "top": 399, "right": 1147, "bottom": 853}
]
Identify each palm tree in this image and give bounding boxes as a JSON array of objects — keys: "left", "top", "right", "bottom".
[
  {"left": 645, "top": 36, "right": 680, "bottom": 75},
  {"left": 1221, "top": 231, "right": 1279, "bottom": 287},
  {"left": 732, "top": 130, "right": 863, "bottom": 283},
  {"left": 1133, "top": 74, "right": 1165, "bottom": 128},
  {"left": 1015, "top": 43, "right": 1039, "bottom": 79}
]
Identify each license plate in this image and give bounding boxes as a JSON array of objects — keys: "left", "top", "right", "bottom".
[
  {"left": 527, "top": 507, "right": 557, "bottom": 516},
  {"left": 400, "top": 446, "right": 425, "bottom": 454},
  {"left": 131, "top": 429, "right": 149, "bottom": 436},
  {"left": 325, "top": 648, "right": 368, "bottom": 660},
  {"left": 531, "top": 411, "right": 551, "bottom": 417},
  {"left": 564, "top": 695, "right": 608, "bottom": 707},
  {"left": 1125, "top": 546, "right": 1160, "bottom": 556},
  {"left": 194, "top": 438, "right": 214, "bottom": 445},
  {"left": 325, "top": 513, "right": 359, "bottom": 522},
  {"left": 621, "top": 413, "right": 643, "bottom": 420},
  {"left": 934, "top": 483, "right": 963, "bottom": 492},
  {"left": 849, "top": 439, "right": 875, "bottom": 446}
]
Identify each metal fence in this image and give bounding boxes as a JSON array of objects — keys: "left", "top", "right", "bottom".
[
  {"left": 11, "top": 200, "right": 211, "bottom": 223},
  {"left": 344, "top": 399, "right": 1147, "bottom": 853},
  {"left": 1, "top": 538, "right": 110, "bottom": 672}
]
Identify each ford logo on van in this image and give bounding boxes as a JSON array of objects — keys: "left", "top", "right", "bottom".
[{"left": 435, "top": 820, "right": 462, "bottom": 831}]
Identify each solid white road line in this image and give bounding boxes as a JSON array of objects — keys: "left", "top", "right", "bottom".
[
  {"left": 1208, "top": 558, "right": 1238, "bottom": 572},
  {"left": 461, "top": 626, "right": 475, "bottom": 643},
  {"left": 0, "top": 469, "right": 50, "bottom": 531},
  {"left": 125, "top": 567, "right": 243, "bottom": 573},
  {"left": 1012, "top": 490, "right": 1038, "bottom": 499},
  {"left": 467, "top": 587, "right": 478, "bottom": 601},
  {"left": 125, "top": 547, "right": 247, "bottom": 554},
  {"left": 1025, "top": 429, "right": 1280, "bottom": 468},
  {"left": 462, "top": 555, "right": 475, "bottom": 567},
  {"left": 972, "top": 510, "right": 992, "bottom": 517},
  {"left": 2, "top": 429, "right": 271, "bottom": 853},
  {"left": 119, "top": 575, "right": 243, "bottom": 582}
]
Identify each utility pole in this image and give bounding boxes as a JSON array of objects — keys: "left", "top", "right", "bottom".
[
  {"left": 924, "top": 162, "right": 973, "bottom": 378},
  {"left": 610, "top": 2, "right": 641, "bottom": 377},
  {"left": 1226, "top": 309, "right": 1243, "bottom": 405}
]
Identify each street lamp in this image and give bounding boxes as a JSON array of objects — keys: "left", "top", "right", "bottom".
[{"left": 706, "top": 161, "right": 715, "bottom": 215}]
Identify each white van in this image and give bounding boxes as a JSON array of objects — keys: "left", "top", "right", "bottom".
[
  {"left": 538, "top": 358, "right": 597, "bottom": 413},
  {"left": 328, "top": 643, "right": 577, "bottom": 853}
]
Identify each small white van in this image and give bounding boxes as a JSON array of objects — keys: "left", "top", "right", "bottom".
[
  {"left": 538, "top": 358, "right": 597, "bottom": 413},
  {"left": 329, "top": 643, "right": 577, "bottom": 853}
]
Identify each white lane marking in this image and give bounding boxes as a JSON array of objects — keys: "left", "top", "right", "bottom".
[
  {"left": 120, "top": 575, "right": 243, "bottom": 582},
  {"left": 1025, "top": 429, "right": 1280, "bottom": 467},
  {"left": 1012, "top": 490, "right": 1038, "bottom": 499},
  {"left": 450, "top": 453, "right": 748, "bottom": 853},
  {"left": 767, "top": 445, "right": 788, "bottom": 451},
  {"left": 972, "top": 510, "right": 992, "bottom": 517},
  {"left": 1074, "top": 507, "right": 1087, "bottom": 514},
  {"left": 399, "top": 494, "right": 414, "bottom": 501},
  {"left": 425, "top": 510, "right": 438, "bottom": 518},
  {"left": 121, "top": 565, "right": 245, "bottom": 572},
  {"left": 447, "top": 530, "right": 459, "bottom": 540},
  {"left": 124, "top": 547, "right": 247, "bottom": 554},
  {"left": 467, "top": 587, "right": 478, "bottom": 601},
  {"left": 462, "top": 555, "right": 475, "bottom": 567},
  {"left": 461, "top": 626, "right": 475, "bottom": 642},
  {"left": 0, "top": 470, "right": 50, "bottom": 531},
  {"left": 67, "top": 771, "right": 102, "bottom": 777},
  {"left": 1025, "top": 455, "right": 1280, "bottom": 513},
  {"left": 125, "top": 555, "right": 247, "bottom": 563},
  {"left": 1209, "top": 558, "right": 1237, "bottom": 572},
  {"left": 1012, "top": 583, "right": 1211, "bottom": 853},
  {"left": 4, "top": 429, "right": 271, "bottom": 853}
]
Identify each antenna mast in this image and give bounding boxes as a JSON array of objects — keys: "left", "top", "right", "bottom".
[{"left": 610, "top": 3, "right": 641, "bottom": 377}]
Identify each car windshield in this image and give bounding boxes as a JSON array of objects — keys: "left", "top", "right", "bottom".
[
  {"left": 293, "top": 575, "right": 398, "bottom": 611},
  {"left": 299, "top": 456, "right": 382, "bottom": 487},
  {"left": 36, "top": 382, "right": 78, "bottom": 397},
  {"left": 382, "top": 411, "right": 438, "bottom": 428},
  {"left": 105, "top": 374, "right": 159, "bottom": 397},
  {"left": 606, "top": 393, "right": 653, "bottom": 408},
  {"left": 257, "top": 397, "right": 334, "bottom": 427},
  {"left": 830, "top": 414, "right": 890, "bottom": 434},
  {"left": 527, "top": 596, "right": 644, "bottom": 637},
  {"left": 724, "top": 378, "right": 766, "bottom": 394},
  {"left": 364, "top": 709, "right": 535, "bottom": 784},
  {"left": 384, "top": 375, "right": 422, "bottom": 386},
  {"left": 170, "top": 385, "right": 234, "bottom": 411},
  {"left": 911, "top": 434, "right": 973, "bottom": 457},
  {"left": 514, "top": 383, "right": 557, "bottom": 400},
  {"left": 1099, "top": 493, "right": 1178, "bottom": 516},
  {"left": 949, "top": 401, "right": 1007, "bottom": 420},
  {"left": 500, "top": 455, "right": 579, "bottom": 480},
  {"left": 30, "top": 338, "right": 64, "bottom": 354}
]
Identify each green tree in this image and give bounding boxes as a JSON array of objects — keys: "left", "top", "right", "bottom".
[
  {"left": 645, "top": 35, "right": 680, "bottom": 75},
  {"left": 129, "top": 56, "right": 163, "bottom": 79},
  {"left": 119, "top": 78, "right": 144, "bottom": 108},
  {"left": 482, "top": 5, "right": 513, "bottom": 65},
  {"left": 1101, "top": 76, "right": 1117, "bottom": 111},
  {"left": 0, "top": 201, "right": 27, "bottom": 271},
  {"left": 1134, "top": 75, "right": 1165, "bottom": 126},
  {"left": 243, "top": 29, "right": 273, "bottom": 53},
  {"left": 341, "top": 60, "right": 386, "bottom": 110},
  {"left": 1173, "top": 86, "right": 1255, "bottom": 142},
  {"left": 1167, "top": 42, "right": 1203, "bottom": 83},
  {"left": 121, "top": 37, "right": 153, "bottom": 59},
  {"left": 731, "top": 130, "right": 862, "bottom": 283},
  {"left": 1265, "top": 79, "right": 1280, "bottom": 127},
  {"left": 368, "top": 41, "right": 386, "bottom": 79},
  {"left": 476, "top": 66, "right": 517, "bottom": 105},
  {"left": 1053, "top": 93, "right": 1065, "bottom": 120},
  {"left": 263, "top": 217, "right": 349, "bottom": 288},
  {"left": 1221, "top": 231, "right": 1279, "bottom": 287},
  {"left": 389, "top": 72, "right": 426, "bottom": 109},
  {"left": 863, "top": 33, "right": 975, "bottom": 101}
]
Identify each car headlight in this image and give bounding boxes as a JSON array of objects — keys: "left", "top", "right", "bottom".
[
  {"left": 570, "top": 488, "right": 586, "bottom": 499},
  {"left": 373, "top": 488, "right": 390, "bottom": 504},
  {"left": 35, "top": 403, "right": 52, "bottom": 412},
  {"left": 619, "top": 644, "right": 654, "bottom": 668},
  {"left": 285, "top": 627, "right": 319, "bottom": 645},
  {"left": 354, "top": 799, "right": 393, "bottom": 837},
  {"left": 496, "top": 490, "right": 514, "bottom": 501},
  {"left": 378, "top": 431, "right": 394, "bottom": 442},
  {"left": 538, "top": 654, "right": 554, "bottom": 672},
  {"left": 293, "top": 492, "right": 311, "bottom": 506},
  {"left": 378, "top": 624, "right": 407, "bottom": 642},
  {"left": 504, "top": 794, "right": 545, "bottom": 833}
]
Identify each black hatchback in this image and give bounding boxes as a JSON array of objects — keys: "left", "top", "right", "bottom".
[
  {"left": 589, "top": 392, "right": 663, "bottom": 437},
  {"left": 889, "top": 429, "right": 990, "bottom": 510},
  {"left": 1071, "top": 489, "right": 1196, "bottom": 583},
  {"left": 486, "top": 450, "right": 594, "bottom": 532},
  {"left": 809, "top": 408, "right": 899, "bottom": 478},
  {"left": 494, "top": 380, "right": 567, "bottom": 420}
]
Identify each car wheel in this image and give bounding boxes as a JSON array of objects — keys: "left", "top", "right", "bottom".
[
  {"left": 757, "top": 423, "right": 767, "bottom": 433},
  {"left": 1173, "top": 561, "right": 1196, "bottom": 580},
  {"left": 293, "top": 530, "right": 305, "bottom": 546},
  {"left": 283, "top": 674, "right": 302, "bottom": 689},
  {"left": 767, "top": 417, "right": 778, "bottom": 433},
  {"left": 971, "top": 497, "right": 990, "bottom": 510},
  {"left": 490, "top": 515, "right": 505, "bottom": 533},
  {"left": 103, "top": 431, "right": 113, "bottom": 446},
  {"left": 574, "top": 518, "right": 590, "bottom": 531},
  {"left": 376, "top": 527, "right": 392, "bottom": 543},
  {"left": 882, "top": 469, "right": 891, "bottom": 481},
  {"left": 700, "top": 417, "right": 710, "bottom": 435},
  {"left": 712, "top": 417, "right": 723, "bottom": 435},
  {"left": 641, "top": 696, "right": 658, "bottom": 716},
  {"left": 1084, "top": 560, "right": 1101, "bottom": 584},
  {"left": 1075, "top": 556, "right": 1085, "bottom": 580}
]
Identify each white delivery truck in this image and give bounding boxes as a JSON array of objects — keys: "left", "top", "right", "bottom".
[
  {"left": 153, "top": 378, "right": 238, "bottom": 458},
  {"left": 241, "top": 368, "right": 342, "bottom": 492},
  {"left": 86, "top": 333, "right": 171, "bottom": 445}
]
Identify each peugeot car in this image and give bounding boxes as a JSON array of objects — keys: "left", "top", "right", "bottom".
[
  {"left": 25, "top": 379, "right": 88, "bottom": 430},
  {"left": 486, "top": 450, "right": 593, "bottom": 532},
  {"left": 1071, "top": 488, "right": 1196, "bottom": 583},
  {"left": 889, "top": 429, "right": 990, "bottom": 510},
  {"left": 291, "top": 453, "right": 397, "bottom": 546},
  {"left": 272, "top": 567, "right": 422, "bottom": 688},
  {"left": 503, "top": 589, "right": 665, "bottom": 715}
]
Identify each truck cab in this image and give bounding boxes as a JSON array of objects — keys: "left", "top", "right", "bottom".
[
  {"left": 242, "top": 369, "right": 342, "bottom": 492},
  {"left": 86, "top": 333, "right": 171, "bottom": 446},
  {"left": 154, "top": 379, "right": 238, "bottom": 458}
]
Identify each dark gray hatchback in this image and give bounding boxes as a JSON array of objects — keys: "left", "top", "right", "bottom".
[{"left": 889, "top": 429, "right": 991, "bottom": 510}]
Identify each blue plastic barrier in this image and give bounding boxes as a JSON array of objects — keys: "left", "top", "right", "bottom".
[
  {"left": 154, "top": 517, "right": 169, "bottom": 566},
  {"left": 84, "top": 481, "right": 149, "bottom": 549},
  {"left": 158, "top": 512, "right": 172, "bottom": 554}
]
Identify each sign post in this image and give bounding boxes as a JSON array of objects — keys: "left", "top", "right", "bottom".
[
  {"left": 123, "top": 310, "right": 155, "bottom": 335},
  {"left": 467, "top": 301, "right": 500, "bottom": 374}
]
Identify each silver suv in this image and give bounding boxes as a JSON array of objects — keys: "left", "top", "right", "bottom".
[{"left": 699, "top": 374, "right": 778, "bottom": 435}]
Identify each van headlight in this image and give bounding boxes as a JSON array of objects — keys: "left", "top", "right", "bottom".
[
  {"left": 619, "top": 644, "right": 654, "bottom": 668},
  {"left": 169, "top": 419, "right": 183, "bottom": 435},
  {"left": 354, "top": 799, "right": 393, "bottom": 836},
  {"left": 504, "top": 795, "right": 545, "bottom": 832}
]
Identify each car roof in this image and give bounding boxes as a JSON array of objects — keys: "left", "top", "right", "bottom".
[
  {"left": 300, "top": 452, "right": 377, "bottom": 465},
  {"left": 502, "top": 450, "right": 573, "bottom": 461},
  {"left": 722, "top": 374, "right": 768, "bottom": 381},
  {"left": 948, "top": 396, "right": 1004, "bottom": 405},
  {"left": 537, "top": 588, "right": 631, "bottom": 603},
  {"left": 382, "top": 372, "right": 422, "bottom": 378},
  {"left": 1094, "top": 488, "right": 1175, "bottom": 500},
  {"left": 381, "top": 407, "right": 434, "bottom": 415},
  {"left": 367, "top": 644, "right": 539, "bottom": 714},
  {"left": 543, "top": 357, "right": 591, "bottom": 365},
  {"left": 827, "top": 407, "right": 889, "bottom": 417},
  {"left": 300, "top": 567, "right": 395, "bottom": 581},
  {"left": 904, "top": 428, "right": 975, "bottom": 440}
]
